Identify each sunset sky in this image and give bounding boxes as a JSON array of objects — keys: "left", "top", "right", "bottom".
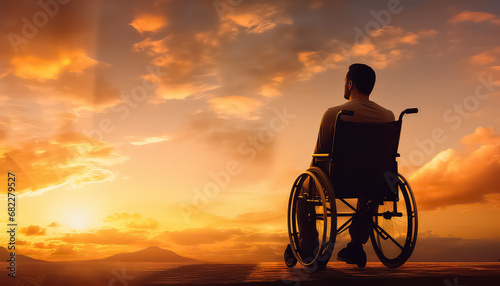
[{"left": 0, "top": 0, "right": 500, "bottom": 262}]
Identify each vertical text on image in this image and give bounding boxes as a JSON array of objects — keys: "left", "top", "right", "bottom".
[{"left": 6, "top": 172, "right": 17, "bottom": 278}]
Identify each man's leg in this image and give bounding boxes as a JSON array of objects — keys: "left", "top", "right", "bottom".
[
  {"left": 350, "top": 198, "right": 373, "bottom": 245},
  {"left": 337, "top": 198, "right": 374, "bottom": 264}
]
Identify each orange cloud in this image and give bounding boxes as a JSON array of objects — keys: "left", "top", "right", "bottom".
[
  {"left": 48, "top": 222, "right": 61, "bottom": 228},
  {"left": 225, "top": 3, "right": 292, "bottom": 34},
  {"left": 0, "top": 132, "right": 127, "bottom": 196},
  {"left": 371, "top": 26, "right": 437, "bottom": 48},
  {"left": 20, "top": 225, "right": 46, "bottom": 236},
  {"left": 470, "top": 46, "right": 500, "bottom": 66},
  {"left": 51, "top": 245, "right": 77, "bottom": 256},
  {"left": 297, "top": 50, "right": 345, "bottom": 80},
  {"left": 132, "top": 32, "right": 220, "bottom": 102},
  {"left": 155, "top": 82, "right": 219, "bottom": 101},
  {"left": 461, "top": 126, "right": 500, "bottom": 146},
  {"left": 400, "top": 33, "right": 418, "bottom": 44},
  {"left": 0, "top": 2, "right": 131, "bottom": 112},
  {"left": 352, "top": 43, "right": 376, "bottom": 56},
  {"left": 130, "top": 14, "right": 168, "bottom": 33},
  {"left": 297, "top": 51, "right": 329, "bottom": 80},
  {"left": 449, "top": 10, "right": 500, "bottom": 25},
  {"left": 208, "top": 96, "right": 262, "bottom": 119},
  {"left": 350, "top": 42, "right": 402, "bottom": 69},
  {"left": 129, "top": 136, "right": 171, "bottom": 146},
  {"left": 34, "top": 242, "right": 56, "bottom": 249},
  {"left": 410, "top": 127, "right": 500, "bottom": 210},
  {"left": 160, "top": 227, "right": 244, "bottom": 245},
  {"left": 16, "top": 240, "right": 30, "bottom": 246},
  {"left": 295, "top": 26, "right": 432, "bottom": 76},
  {"left": 133, "top": 37, "right": 169, "bottom": 55},
  {"left": 10, "top": 50, "right": 98, "bottom": 81},
  {"left": 2, "top": 57, "right": 119, "bottom": 112},
  {"left": 61, "top": 228, "right": 149, "bottom": 245},
  {"left": 418, "top": 29, "right": 439, "bottom": 38},
  {"left": 103, "top": 213, "right": 159, "bottom": 229},
  {"left": 259, "top": 76, "right": 284, "bottom": 97},
  {"left": 128, "top": 4, "right": 433, "bottom": 110}
]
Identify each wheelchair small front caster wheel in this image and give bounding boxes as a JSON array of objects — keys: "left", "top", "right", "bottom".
[{"left": 284, "top": 244, "right": 297, "bottom": 268}]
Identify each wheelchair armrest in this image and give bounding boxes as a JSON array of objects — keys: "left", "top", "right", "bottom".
[
  {"left": 312, "top": 153, "right": 330, "bottom": 158},
  {"left": 312, "top": 154, "right": 331, "bottom": 162}
]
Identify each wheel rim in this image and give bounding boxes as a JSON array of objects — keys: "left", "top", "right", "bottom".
[
  {"left": 370, "top": 174, "right": 417, "bottom": 268},
  {"left": 287, "top": 168, "right": 336, "bottom": 269}
]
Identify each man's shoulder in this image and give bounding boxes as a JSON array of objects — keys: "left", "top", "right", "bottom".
[
  {"left": 325, "top": 102, "right": 352, "bottom": 114},
  {"left": 323, "top": 102, "right": 364, "bottom": 120},
  {"left": 367, "top": 100, "right": 390, "bottom": 110},
  {"left": 323, "top": 100, "right": 395, "bottom": 121},
  {"left": 335, "top": 100, "right": 395, "bottom": 121},
  {"left": 368, "top": 100, "right": 395, "bottom": 120}
]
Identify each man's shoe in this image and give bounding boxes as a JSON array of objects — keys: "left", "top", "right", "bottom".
[{"left": 337, "top": 243, "right": 367, "bottom": 268}]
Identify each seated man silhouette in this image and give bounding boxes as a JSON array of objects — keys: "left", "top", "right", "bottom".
[{"left": 298, "top": 63, "right": 394, "bottom": 265}]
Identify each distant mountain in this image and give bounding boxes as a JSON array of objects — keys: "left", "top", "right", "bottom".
[
  {"left": 0, "top": 246, "right": 46, "bottom": 262},
  {"left": 1, "top": 246, "right": 197, "bottom": 263},
  {"left": 97, "top": 246, "right": 199, "bottom": 263}
]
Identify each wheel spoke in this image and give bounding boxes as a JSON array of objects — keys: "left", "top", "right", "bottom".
[
  {"left": 339, "top": 198, "right": 357, "bottom": 212},
  {"left": 372, "top": 222, "right": 404, "bottom": 250},
  {"left": 336, "top": 217, "right": 353, "bottom": 235}
]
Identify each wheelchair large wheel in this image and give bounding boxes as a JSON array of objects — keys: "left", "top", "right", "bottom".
[
  {"left": 286, "top": 167, "right": 337, "bottom": 272},
  {"left": 370, "top": 174, "right": 418, "bottom": 268}
]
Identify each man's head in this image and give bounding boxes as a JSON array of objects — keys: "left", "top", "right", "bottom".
[{"left": 344, "top": 63, "right": 376, "bottom": 100}]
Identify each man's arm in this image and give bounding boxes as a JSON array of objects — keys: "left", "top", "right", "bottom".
[{"left": 313, "top": 108, "right": 338, "bottom": 155}]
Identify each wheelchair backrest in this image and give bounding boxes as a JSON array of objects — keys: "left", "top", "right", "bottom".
[{"left": 329, "top": 119, "right": 402, "bottom": 199}]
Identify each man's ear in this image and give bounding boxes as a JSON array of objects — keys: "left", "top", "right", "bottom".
[{"left": 348, "top": 80, "right": 353, "bottom": 89}]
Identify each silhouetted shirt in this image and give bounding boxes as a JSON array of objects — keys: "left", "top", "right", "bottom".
[{"left": 314, "top": 100, "right": 395, "bottom": 154}]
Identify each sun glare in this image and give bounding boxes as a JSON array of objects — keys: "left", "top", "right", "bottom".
[{"left": 64, "top": 210, "right": 91, "bottom": 230}]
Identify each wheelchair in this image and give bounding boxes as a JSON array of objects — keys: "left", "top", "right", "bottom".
[{"left": 284, "top": 108, "right": 418, "bottom": 272}]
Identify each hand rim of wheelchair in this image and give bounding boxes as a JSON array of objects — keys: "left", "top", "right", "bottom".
[
  {"left": 287, "top": 167, "right": 337, "bottom": 272},
  {"left": 285, "top": 168, "right": 417, "bottom": 270}
]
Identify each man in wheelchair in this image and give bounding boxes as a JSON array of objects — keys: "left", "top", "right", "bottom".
[
  {"left": 286, "top": 63, "right": 417, "bottom": 270},
  {"left": 300, "top": 63, "right": 395, "bottom": 266}
]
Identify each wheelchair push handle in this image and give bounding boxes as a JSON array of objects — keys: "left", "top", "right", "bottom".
[
  {"left": 335, "top": 109, "right": 354, "bottom": 122},
  {"left": 405, "top": 108, "right": 418, "bottom": 114},
  {"left": 335, "top": 110, "right": 354, "bottom": 124},
  {"left": 399, "top": 108, "right": 418, "bottom": 121},
  {"left": 340, "top": 110, "right": 354, "bottom": 116}
]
